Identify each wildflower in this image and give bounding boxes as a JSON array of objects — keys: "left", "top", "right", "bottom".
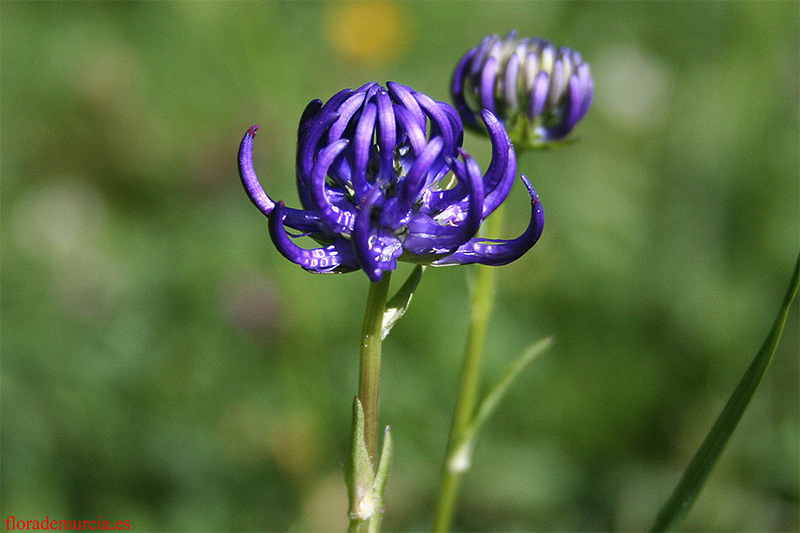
[
  {"left": 238, "top": 82, "right": 544, "bottom": 282},
  {"left": 451, "top": 31, "right": 593, "bottom": 147}
]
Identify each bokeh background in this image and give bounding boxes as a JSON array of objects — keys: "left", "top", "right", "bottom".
[{"left": 2, "top": 1, "right": 798, "bottom": 531}]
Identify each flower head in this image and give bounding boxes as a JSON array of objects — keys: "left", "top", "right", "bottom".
[
  {"left": 452, "top": 31, "right": 593, "bottom": 148},
  {"left": 239, "top": 82, "right": 544, "bottom": 282}
]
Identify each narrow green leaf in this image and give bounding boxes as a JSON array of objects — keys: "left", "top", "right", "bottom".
[
  {"left": 450, "top": 336, "right": 553, "bottom": 473},
  {"left": 369, "top": 426, "right": 394, "bottom": 533},
  {"left": 650, "top": 254, "right": 800, "bottom": 532},
  {"left": 381, "top": 265, "right": 425, "bottom": 339},
  {"left": 373, "top": 426, "right": 393, "bottom": 497},
  {"left": 347, "top": 397, "right": 376, "bottom": 530}
]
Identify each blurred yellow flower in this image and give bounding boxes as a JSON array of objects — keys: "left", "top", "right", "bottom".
[{"left": 324, "top": 0, "right": 411, "bottom": 65}]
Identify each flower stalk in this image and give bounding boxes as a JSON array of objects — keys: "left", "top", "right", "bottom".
[
  {"left": 237, "top": 58, "right": 559, "bottom": 532},
  {"left": 347, "top": 274, "right": 394, "bottom": 533},
  {"left": 358, "top": 272, "right": 392, "bottom": 463},
  {"left": 433, "top": 204, "right": 505, "bottom": 532},
  {"left": 433, "top": 32, "right": 592, "bottom": 529}
]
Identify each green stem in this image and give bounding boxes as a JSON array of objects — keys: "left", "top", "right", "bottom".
[
  {"left": 359, "top": 272, "right": 392, "bottom": 465},
  {"left": 433, "top": 204, "right": 506, "bottom": 532},
  {"left": 650, "top": 253, "right": 800, "bottom": 531}
]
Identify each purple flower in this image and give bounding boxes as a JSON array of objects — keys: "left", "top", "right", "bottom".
[
  {"left": 238, "top": 82, "right": 544, "bottom": 282},
  {"left": 452, "top": 32, "right": 593, "bottom": 147}
]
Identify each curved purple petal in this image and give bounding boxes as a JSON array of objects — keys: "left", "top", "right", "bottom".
[
  {"left": 450, "top": 47, "right": 481, "bottom": 130},
  {"left": 438, "top": 101, "right": 464, "bottom": 149},
  {"left": 352, "top": 188, "right": 403, "bottom": 282},
  {"left": 394, "top": 105, "right": 427, "bottom": 155},
  {"left": 269, "top": 202, "right": 360, "bottom": 274},
  {"left": 457, "top": 149, "right": 486, "bottom": 242},
  {"left": 298, "top": 99, "right": 323, "bottom": 139},
  {"left": 425, "top": 110, "right": 514, "bottom": 218},
  {"left": 528, "top": 70, "right": 549, "bottom": 119},
  {"left": 479, "top": 110, "right": 517, "bottom": 218},
  {"left": 577, "top": 63, "right": 594, "bottom": 120},
  {"left": 403, "top": 149, "right": 484, "bottom": 255},
  {"left": 318, "top": 87, "right": 356, "bottom": 117},
  {"left": 328, "top": 90, "right": 368, "bottom": 143},
  {"left": 479, "top": 55, "right": 498, "bottom": 116},
  {"left": 352, "top": 102, "right": 378, "bottom": 197},
  {"left": 238, "top": 125, "right": 275, "bottom": 216},
  {"left": 399, "top": 135, "right": 444, "bottom": 208},
  {"left": 375, "top": 89, "right": 397, "bottom": 182},
  {"left": 413, "top": 91, "right": 457, "bottom": 156},
  {"left": 469, "top": 35, "right": 494, "bottom": 77},
  {"left": 387, "top": 82, "right": 426, "bottom": 132},
  {"left": 297, "top": 111, "right": 341, "bottom": 210},
  {"left": 563, "top": 73, "right": 584, "bottom": 134},
  {"left": 502, "top": 50, "right": 520, "bottom": 115},
  {"left": 402, "top": 213, "right": 465, "bottom": 256},
  {"left": 432, "top": 175, "right": 544, "bottom": 266},
  {"left": 424, "top": 156, "right": 468, "bottom": 214},
  {"left": 280, "top": 206, "right": 339, "bottom": 238},
  {"left": 308, "top": 138, "right": 356, "bottom": 235},
  {"left": 359, "top": 81, "right": 381, "bottom": 100},
  {"left": 301, "top": 87, "right": 353, "bottom": 146},
  {"left": 548, "top": 57, "right": 566, "bottom": 108},
  {"left": 523, "top": 51, "right": 540, "bottom": 93}
]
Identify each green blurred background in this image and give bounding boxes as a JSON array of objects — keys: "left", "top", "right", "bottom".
[{"left": 2, "top": 1, "right": 798, "bottom": 531}]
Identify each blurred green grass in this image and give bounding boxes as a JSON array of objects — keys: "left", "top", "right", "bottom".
[{"left": 1, "top": 1, "right": 797, "bottom": 531}]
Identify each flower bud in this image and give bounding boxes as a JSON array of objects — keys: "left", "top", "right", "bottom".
[{"left": 452, "top": 31, "right": 593, "bottom": 147}]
